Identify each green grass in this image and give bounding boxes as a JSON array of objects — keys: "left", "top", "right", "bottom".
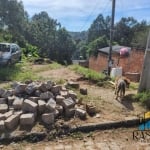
[
  {"left": 48, "top": 62, "right": 62, "bottom": 69},
  {"left": 69, "top": 64, "right": 106, "bottom": 82},
  {"left": 33, "top": 62, "right": 62, "bottom": 73},
  {"left": 0, "top": 60, "right": 63, "bottom": 83},
  {"left": 0, "top": 61, "right": 37, "bottom": 82},
  {"left": 133, "top": 90, "right": 150, "bottom": 103},
  {"left": 129, "top": 82, "right": 139, "bottom": 90},
  {"left": 133, "top": 90, "right": 150, "bottom": 108}
]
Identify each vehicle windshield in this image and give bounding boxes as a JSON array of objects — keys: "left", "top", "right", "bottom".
[{"left": 0, "top": 44, "right": 10, "bottom": 52}]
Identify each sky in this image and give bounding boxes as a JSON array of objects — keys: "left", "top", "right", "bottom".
[{"left": 21, "top": 0, "right": 150, "bottom": 32}]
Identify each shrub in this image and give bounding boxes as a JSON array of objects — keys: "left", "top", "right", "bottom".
[{"left": 133, "top": 90, "right": 150, "bottom": 108}]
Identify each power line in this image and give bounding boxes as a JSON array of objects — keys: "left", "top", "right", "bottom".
[{"left": 79, "top": 0, "right": 111, "bottom": 31}]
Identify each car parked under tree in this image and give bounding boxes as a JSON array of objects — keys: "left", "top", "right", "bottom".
[{"left": 0, "top": 43, "right": 22, "bottom": 65}]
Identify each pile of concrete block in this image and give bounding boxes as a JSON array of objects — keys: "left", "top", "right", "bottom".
[{"left": 0, "top": 80, "right": 88, "bottom": 132}]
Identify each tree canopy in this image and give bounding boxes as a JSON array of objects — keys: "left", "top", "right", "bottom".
[{"left": 0, "top": 1, "right": 149, "bottom": 63}]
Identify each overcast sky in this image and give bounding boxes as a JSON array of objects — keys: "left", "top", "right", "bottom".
[{"left": 21, "top": 0, "right": 150, "bottom": 32}]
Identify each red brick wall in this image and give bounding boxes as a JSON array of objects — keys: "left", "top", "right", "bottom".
[
  {"left": 89, "top": 53, "right": 108, "bottom": 72},
  {"left": 89, "top": 50, "right": 145, "bottom": 75},
  {"left": 119, "top": 50, "right": 145, "bottom": 74}
]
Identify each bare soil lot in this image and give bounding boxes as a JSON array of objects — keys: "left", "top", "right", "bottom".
[
  {"left": 0, "top": 64, "right": 148, "bottom": 149},
  {"left": 30, "top": 64, "right": 146, "bottom": 124}
]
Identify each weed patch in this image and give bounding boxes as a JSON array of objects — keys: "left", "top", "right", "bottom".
[
  {"left": 133, "top": 90, "right": 150, "bottom": 108},
  {"left": 69, "top": 64, "right": 106, "bottom": 82}
]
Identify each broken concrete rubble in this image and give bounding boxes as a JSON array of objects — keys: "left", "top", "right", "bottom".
[{"left": 0, "top": 80, "right": 93, "bottom": 133}]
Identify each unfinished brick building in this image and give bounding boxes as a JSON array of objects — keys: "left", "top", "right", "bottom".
[{"left": 89, "top": 45, "right": 145, "bottom": 82}]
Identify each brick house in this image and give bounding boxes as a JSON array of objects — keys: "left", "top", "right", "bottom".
[{"left": 89, "top": 45, "right": 145, "bottom": 82}]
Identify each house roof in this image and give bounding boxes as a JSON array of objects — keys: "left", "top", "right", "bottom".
[{"left": 98, "top": 45, "right": 131, "bottom": 55}]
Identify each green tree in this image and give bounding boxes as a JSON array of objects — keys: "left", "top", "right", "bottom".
[
  {"left": 131, "top": 21, "right": 149, "bottom": 49},
  {"left": 26, "top": 11, "right": 57, "bottom": 57},
  {"left": 0, "top": 0, "right": 28, "bottom": 45},
  {"left": 114, "top": 17, "right": 138, "bottom": 46},
  {"left": 88, "top": 35, "right": 108, "bottom": 56},
  {"left": 55, "top": 28, "right": 76, "bottom": 64},
  {"left": 88, "top": 14, "right": 111, "bottom": 43}
]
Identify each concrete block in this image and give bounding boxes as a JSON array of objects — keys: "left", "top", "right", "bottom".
[
  {"left": 14, "top": 111, "right": 23, "bottom": 117},
  {"left": 42, "top": 113, "right": 54, "bottom": 124},
  {"left": 25, "top": 82, "right": 37, "bottom": 95},
  {"left": 5, "top": 114, "right": 19, "bottom": 130},
  {"left": 20, "top": 113, "right": 35, "bottom": 126},
  {"left": 8, "top": 96, "right": 15, "bottom": 106},
  {"left": 22, "top": 99, "right": 38, "bottom": 113},
  {"left": 54, "top": 109, "right": 59, "bottom": 118},
  {"left": 65, "top": 108, "right": 75, "bottom": 118},
  {"left": 39, "top": 83, "right": 47, "bottom": 92},
  {"left": 38, "top": 100, "right": 46, "bottom": 114},
  {"left": 2, "top": 90, "right": 13, "bottom": 98},
  {"left": 86, "top": 104, "right": 96, "bottom": 116},
  {"left": 67, "top": 81, "right": 79, "bottom": 89},
  {"left": 46, "top": 80, "right": 54, "bottom": 90},
  {"left": 0, "top": 98, "right": 7, "bottom": 104},
  {"left": 34, "top": 90, "right": 42, "bottom": 97},
  {"left": 4, "top": 110, "right": 14, "bottom": 119},
  {"left": 56, "top": 95, "right": 65, "bottom": 104},
  {"left": 28, "top": 97, "right": 40, "bottom": 103},
  {"left": 14, "top": 83, "right": 27, "bottom": 94},
  {"left": 0, "top": 104, "right": 8, "bottom": 113},
  {"left": 40, "top": 91, "right": 54, "bottom": 100},
  {"left": 0, "top": 120, "right": 5, "bottom": 131},
  {"left": 75, "top": 108, "right": 86, "bottom": 119},
  {"left": 68, "top": 90, "right": 77, "bottom": 100},
  {"left": 51, "top": 85, "right": 62, "bottom": 95},
  {"left": 0, "top": 113, "right": 5, "bottom": 120},
  {"left": 55, "top": 105, "right": 63, "bottom": 115},
  {"left": 0, "top": 88, "right": 6, "bottom": 97},
  {"left": 59, "top": 91, "right": 68, "bottom": 98},
  {"left": 13, "top": 97, "right": 23, "bottom": 110},
  {"left": 61, "top": 97, "right": 75, "bottom": 109},
  {"left": 46, "top": 98, "right": 56, "bottom": 112},
  {"left": 80, "top": 88, "right": 88, "bottom": 95},
  {"left": 9, "top": 107, "right": 14, "bottom": 112}
]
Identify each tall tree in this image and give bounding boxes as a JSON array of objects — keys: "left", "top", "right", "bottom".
[
  {"left": 114, "top": 17, "right": 138, "bottom": 46},
  {"left": 131, "top": 21, "right": 149, "bottom": 49},
  {"left": 26, "top": 11, "right": 57, "bottom": 57},
  {"left": 0, "top": 0, "right": 28, "bottom": 44},
  {"left": 88, "top": 14, "right": 111, "bottom": 43},
  {"left": 55, "top": 28, "right": 76, "bottom": 64}
]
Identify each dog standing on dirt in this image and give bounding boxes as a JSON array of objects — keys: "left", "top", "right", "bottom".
[{"left": 115, "top": 76, "right": 130, "bottom": 100}]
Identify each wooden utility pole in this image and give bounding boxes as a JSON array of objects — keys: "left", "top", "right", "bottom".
[{"left": 108, "top": 0, "right": 116, "bottom": 76}]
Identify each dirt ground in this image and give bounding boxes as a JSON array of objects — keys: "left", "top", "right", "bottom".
[
  {"left": 2, "top": 128, "right": 150, "bottom": 150},
  {"left": 0, "top": 64, "right": 149, "bottom": 149},
  {"left": 30, "top": 64, "right": 146, "bottom": 124}
]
